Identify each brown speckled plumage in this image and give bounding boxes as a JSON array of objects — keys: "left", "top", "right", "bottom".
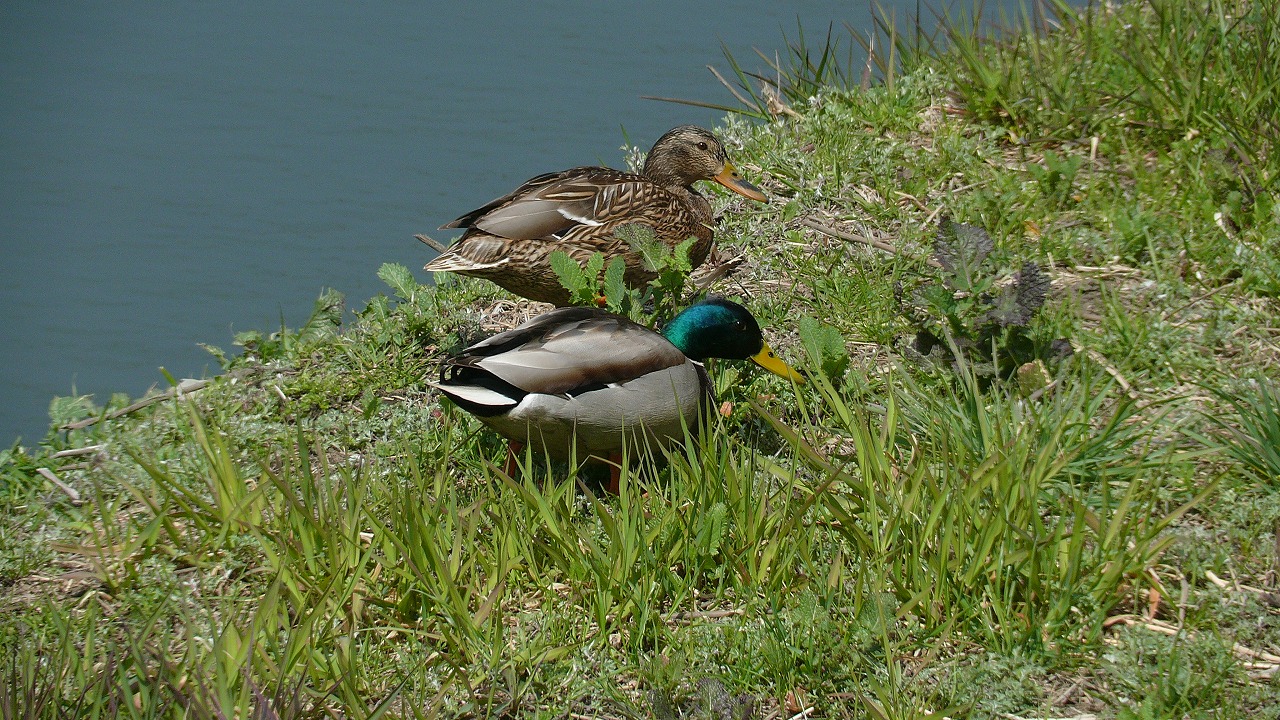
[{"left": 423, "top": 126, "right": 766, "bottom": 306}]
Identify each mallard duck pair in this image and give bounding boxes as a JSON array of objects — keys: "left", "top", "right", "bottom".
[
  {"left": 424, "top": 126, "right": 766, "bottom": 306},
  {"left": 431, "top": 298, "right": 801, "bottom": 491}
]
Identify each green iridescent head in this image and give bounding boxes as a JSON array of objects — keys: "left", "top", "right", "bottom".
[{"left": 661, "top": 298, "right": 803, "bottom": 382}]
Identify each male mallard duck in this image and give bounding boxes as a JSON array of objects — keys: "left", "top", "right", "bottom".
[
  {"left": 423, "top": 126, "right": 767, "bottom": 306},
  {"left": 430, "top": 298, "right": 801, "bottom": 491}
]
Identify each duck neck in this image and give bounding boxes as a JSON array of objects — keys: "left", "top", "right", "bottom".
[
  {"left": 669, "top": 184, "right": 712, "bottom": 224},
  {"left": 641, "top": 152, "right": 685, "bottom": 190},
  {"left": 643, "top": 158, "right": 706, "bottom": 206}
]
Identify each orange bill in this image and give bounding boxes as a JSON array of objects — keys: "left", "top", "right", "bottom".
[{"left": 714, "top": 162, "right": 767, "bottom": 202}]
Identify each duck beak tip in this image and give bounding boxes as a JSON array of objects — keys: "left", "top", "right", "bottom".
[{"left": 714, "top": 165, "right": 767, "bottom": 202}]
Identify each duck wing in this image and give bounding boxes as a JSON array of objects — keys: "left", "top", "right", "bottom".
[
  {"left": 439, "top": 170, "right": 567, "bottom": 230},
  {"left": 444, "top": 307, "right": 688, "bottom": 397},
  {"left": 441, "top": 167, "right": 662, "bottom": 241}
]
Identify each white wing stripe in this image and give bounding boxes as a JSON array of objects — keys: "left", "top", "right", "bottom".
[{"left": 557, "top": 207, "right": 603, "bottom": 226}]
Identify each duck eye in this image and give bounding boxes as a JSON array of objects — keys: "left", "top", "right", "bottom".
[
  {"left": 734, "top": 320, "right": 746, "bottom": 330},
  {"left": 697, "top": 141, "right": 709, "bottom": 151}
]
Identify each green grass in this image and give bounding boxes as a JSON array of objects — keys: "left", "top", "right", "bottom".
[{"left": 4, "top": 0, "right": 1280, "bottom": 716}]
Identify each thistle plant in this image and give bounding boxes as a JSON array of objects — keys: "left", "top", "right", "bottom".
[{"left": 898, "top": 217, "right": 1070, "bottom": 383}]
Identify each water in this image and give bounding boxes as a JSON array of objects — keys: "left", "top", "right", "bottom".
[{"left": 1, "top": 1, "right": 943, "bottom": 445}]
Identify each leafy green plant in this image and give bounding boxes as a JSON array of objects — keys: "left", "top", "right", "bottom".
[
  {"left": 797, "top": 316, "right": 851, "bottom": 383},
  {"left": 549, "top": 250, "right": 625, "bottom": 309},
  {"left": 203, "top": 288, "right": 345, "bottom": 368},
  {"left": 377, "top": 261, "right": 420, "bottom": 301},
  {"left": 624, "top": 226, "right": 698, "bottom": 318},
  {"left": 549, "top": 225, "right": 697, "bottom": 323},
  {"left": 898, "top": 217, "right": 1069, "bottom": 381},
  {"left": 1026, "top": 149, "right": 1084, "bottom": 209}
]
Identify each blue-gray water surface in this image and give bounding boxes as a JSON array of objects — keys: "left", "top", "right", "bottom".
[{"left": 1, "top": 2, "right": 976, "bottom": 445}]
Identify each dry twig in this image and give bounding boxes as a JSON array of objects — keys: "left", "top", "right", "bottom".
[
  {"left": 1162, "top": 281, "right": 1236, "bottom": 326},
  {"left": 692, "top": 253, "right": 747, "bottom": 290},
  {"left": 36, "top": 467, "right": 82, "bottom": 506},
  {"left": 998, "top": 714, "right": 1097, "bottom": 720},
  {"left": 50, "top": 444, "right": 104, "bottom": 458},
  {"left": 1075, "top": 345, "right": 1140, "bottom": 400},
  {"left": 798, "top": 217, "right": 941, "bottom": 268},
  {"left": 60, "top": 368, "right": 273, "bottom": 431},
  {"left": 60, "top": 378, "right": 212, "bottom": 431},
  {"left": 665, "top": 608, "right": 744, "bottom": 623},
  {"left": 1105, "top": 614, "right": 1280, "bottom": 672},
  {"left": 415, "top": 233, "right": 449, "bottom": 253}
]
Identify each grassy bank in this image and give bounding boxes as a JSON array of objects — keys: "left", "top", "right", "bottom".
[{"left": 3, "top": 0, "right": 1279, "bottom": 717}]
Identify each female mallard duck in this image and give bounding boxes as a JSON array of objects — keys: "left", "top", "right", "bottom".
[
  {"left": 423, "top": 126, "right": 767, "bottom": 306},
  {"left": 430, "top": 297, "right": 801, "bottom": 491}
]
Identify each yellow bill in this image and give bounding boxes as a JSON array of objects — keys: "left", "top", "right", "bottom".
[{"left": 751, "top": 342, "right": 805, "bottom": 384}]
